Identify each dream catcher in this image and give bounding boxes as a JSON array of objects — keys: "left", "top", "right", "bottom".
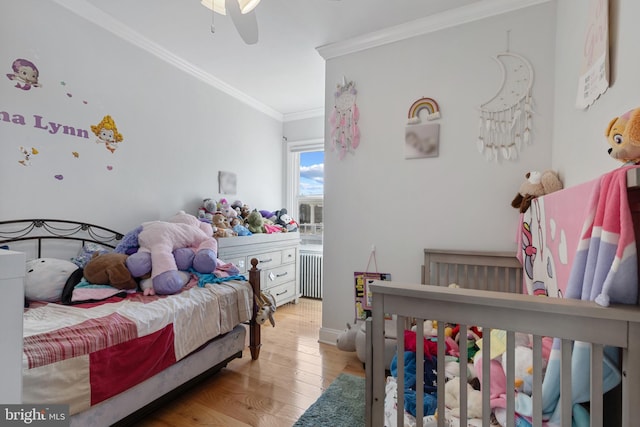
[
  {"left": 477, "top": 51, "right": 534, "bottom": 162},
  {"left": 329, "top": 78, "right": 360, "bottom": 160}
]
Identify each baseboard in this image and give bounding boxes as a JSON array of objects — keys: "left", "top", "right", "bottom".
[{"left": 319, "top": 326, "right": 342, "bottom": 346}]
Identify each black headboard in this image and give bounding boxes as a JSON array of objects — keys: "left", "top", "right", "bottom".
[{"left": 0, "top": 219, "right": 123, "bottom": 258}]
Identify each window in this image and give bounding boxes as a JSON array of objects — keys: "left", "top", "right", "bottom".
[{"left": 285, "top": 139, "right": 324, "bottom": 247}]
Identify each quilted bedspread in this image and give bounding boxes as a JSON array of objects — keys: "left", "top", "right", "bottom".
[{"left": 22, "top": 280, "right": 252, "bottom": 415}]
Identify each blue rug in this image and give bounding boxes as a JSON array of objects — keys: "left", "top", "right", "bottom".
[{"left": 293, "top": 373, "right": 365, "bottom": 427}]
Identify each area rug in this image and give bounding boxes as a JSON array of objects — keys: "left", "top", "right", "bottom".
[{"left": 293, "top": 373, "right": 365, "bottom": 427}]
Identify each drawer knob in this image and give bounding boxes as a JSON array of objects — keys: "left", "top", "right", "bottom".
[
  {"left": 259, "top": 258, "right": 273, "bottom": 263},
  {"left": 276, "top": 289, "right": 288, "bottom": 296},
  {"left": 276, "top": 272, "right": 288, "bottom": 278}
]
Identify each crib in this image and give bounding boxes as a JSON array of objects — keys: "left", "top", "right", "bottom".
[{"left": 365, "top": 168, "right": 640, "bottom": 427}]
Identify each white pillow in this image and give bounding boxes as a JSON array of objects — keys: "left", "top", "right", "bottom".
[{"left": 25, "top": 258, "right": 79, "bottom": 302}]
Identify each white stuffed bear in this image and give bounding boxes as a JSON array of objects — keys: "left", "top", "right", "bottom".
[{"left": 336, "top": 323, "right": 358, "bottom": 352}]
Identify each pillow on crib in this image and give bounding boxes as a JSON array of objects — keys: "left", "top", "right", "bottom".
[
  {"left": 25, "top": 258, "right": 80, "bottom": 302},
  {"left": 71, "top": 242, "right": 112, "bottom": 268}
]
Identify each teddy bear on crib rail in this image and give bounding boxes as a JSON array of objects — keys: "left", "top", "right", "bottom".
[
  {"left": 122, "top": 211, "right": 218, "bottom": 295},
  {"left": 606, "top": 107, "right": 640, "bottom": 165},
  {"left": 511, "top": 170, "right": 563, "bottom": 213}
]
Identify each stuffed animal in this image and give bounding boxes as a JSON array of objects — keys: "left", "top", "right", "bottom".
[
  {"left": 239, "top": 204, "right": 251, "bottom": 219},
  {"left": 336, "top": 322, "right": 358, "bottom": 352},
  {"left": 254, "top": 290, "right": 276, "bottom": 326},
  {"left": 274, "top": 208, "right": 298, "bottom": 232},
  {"left": 511, "top": 170, "right": 563, "bottom": 213},
  {"left": 444, "top": 377, "right": 483, "bottom": 419},
  {"left": 230, "top": 217, "right": 252, "bottom": 236},
  {"left": 246, "top": 209, "right": 265, "bottom": 233},
  {"left": 606, "top": 107, "right": 640, "bottom": 164},
  {"left": 212, "top": 212, "right": 237, "bottom": 238},
  {"left": 125, "top": 211, "right": 218, "bottom": 295},
  {"left": 219, "top": 200, "right": 238, "bottom": 220},
  {"left": 83, "top": 252, "right": 138, "bottom": 290},
  {"left": 197, "top": 198, "right": 217, "bottom": 223}
]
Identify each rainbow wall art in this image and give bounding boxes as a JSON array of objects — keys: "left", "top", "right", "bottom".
[{"left": 407, "top": 97, "right": 440, "bottom": 124}]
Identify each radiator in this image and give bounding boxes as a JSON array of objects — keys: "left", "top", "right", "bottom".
[{"left": 300, "top": 252, "right": 323, "bottom": 299}]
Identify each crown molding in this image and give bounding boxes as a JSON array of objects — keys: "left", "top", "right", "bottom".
[
  {"left": 316, "top": 0, "right": 552, "bottom": 60},
  {"left": 52, "top": 0, "right": 283, "bottom": 121},
  {"left": 283, "top": 107, "right": 325, "bottom": 122}
]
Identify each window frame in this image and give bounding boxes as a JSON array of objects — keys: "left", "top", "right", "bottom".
[{"left": 284, "top": 138, "right": 324, "bottom": 234}]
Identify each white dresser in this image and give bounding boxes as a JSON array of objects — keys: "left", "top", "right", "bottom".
[{"left": 216, "top": 232, "right": 300, "bottom": 307}]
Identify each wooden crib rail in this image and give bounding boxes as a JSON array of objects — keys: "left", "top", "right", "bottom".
[
  {"left": 367, "top": 282, "right": 640, "bottom": 427},
  {"left": 423, "top": 249, "right": 523, "bottom": 293}
]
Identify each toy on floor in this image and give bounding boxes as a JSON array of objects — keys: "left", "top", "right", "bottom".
[
  {"left": 606, "top": 107, "right": 640, "bottom": 164},
  {"left": 254, "top": 290, "right": 276, "bottom": 327},
  {"left": 337, "top": 322, "right": 358, "bottom": 351}
]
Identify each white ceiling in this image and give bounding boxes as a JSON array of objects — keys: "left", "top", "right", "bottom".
[{"left": 64, "top": 0, "right": 483, "bottom": 119}]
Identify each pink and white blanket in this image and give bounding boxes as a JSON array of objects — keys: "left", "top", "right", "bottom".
[
  {"left": 516, "top": 166, "right": 639, "bottom": 426},
  {"left": 22, "top": 280, "right": 252, "bottom": 415}
]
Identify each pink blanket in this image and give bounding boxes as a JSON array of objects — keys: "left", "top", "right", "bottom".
[{"left": 517, "top": 166, "right": 639, "bottom": 426}]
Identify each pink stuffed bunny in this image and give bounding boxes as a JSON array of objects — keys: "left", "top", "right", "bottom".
[{"left": 126, "top": 211, "right": 217, "bottom": 295}]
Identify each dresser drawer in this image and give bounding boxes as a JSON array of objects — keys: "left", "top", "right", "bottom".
[
  {"left": 281, "top": 247, "right": 297, "bottom": 264},
  {"left": 268, "top": 280, "right": 297, "bottom": 306},
  {"left": 249, "top": 250, "right": 282, "bottom": 269},
  {"left": 263, "top": 263, "right": 296, "bottom": 289},
  {"left": 219, "top": 255, "right": 248, "bottom": 273}
]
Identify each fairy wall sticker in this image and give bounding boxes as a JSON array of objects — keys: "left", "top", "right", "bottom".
[
  {"left": 329, "top": 78, "right": 360, "bottom": 160},
  {"left": 91, "top": 115, "right": 123, "bottom": 153},
  {"left": 18, "top": 146, "right": 39, "bottom": 166},
  {"left": 6, "top": 58, "right": 41, "bottom": 90}
]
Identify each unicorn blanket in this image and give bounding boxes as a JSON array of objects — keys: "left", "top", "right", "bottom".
[{"left": 516, "top": 166, "right": 639, "bottom": 426}]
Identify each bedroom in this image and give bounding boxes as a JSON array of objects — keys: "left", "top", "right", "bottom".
[{"left": 2, "top": 0, "right": 640, "bottom": 425}]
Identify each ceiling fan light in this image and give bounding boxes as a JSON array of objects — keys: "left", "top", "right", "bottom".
[
  {"left": 238, "top": 0, "right": 261, "bottom": 14},
  {"left": 201, "top": 0, "right": 227, "bottom": 15}
]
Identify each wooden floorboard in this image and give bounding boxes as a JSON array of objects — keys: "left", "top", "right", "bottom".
[{"left": 132, "top": 298, "right": 364, "bottom": 427}]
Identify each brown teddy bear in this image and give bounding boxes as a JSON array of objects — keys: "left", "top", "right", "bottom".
[
  {"left": 83, "top": 252, "right": 138, "bottom": 290},
  {"left": 606, "top": 107, "right": 640, "bottom": 164},
  {"left": 511, "top": 170, "right": 563, "bottom": 213}
]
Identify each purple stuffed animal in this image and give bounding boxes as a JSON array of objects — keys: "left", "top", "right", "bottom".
[{"left": 126, "top": 211, "right": 218, "bottom": 295}]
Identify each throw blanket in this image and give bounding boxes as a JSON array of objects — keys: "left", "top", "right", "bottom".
[{"left": 517, "top": 166, "right": 639, "bottom": 426}]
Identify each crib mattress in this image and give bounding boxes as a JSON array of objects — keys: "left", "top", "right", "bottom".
[{"left": 22, "top": 280, "right": 252, "bottom": 415}]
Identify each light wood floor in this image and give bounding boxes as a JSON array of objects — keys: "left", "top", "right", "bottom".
[{"left": 133, "top": 298, "right": 365, "bottom": 427}]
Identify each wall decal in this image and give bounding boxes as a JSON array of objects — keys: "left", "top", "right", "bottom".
[
  {"left": 405, "top": 97, "right": 440, "bottom": 159},
  {"left": 91, "top": 115, "right": 123, "bottom": 153},
  {"left": 329, "top": 77, "right": 360, "bottom": 160},
  {"left": 18, "top": 146, "right": 38, "bottom": 166},
  {"left": 6, "top": 58, "right": 41, "bottom": 90}
]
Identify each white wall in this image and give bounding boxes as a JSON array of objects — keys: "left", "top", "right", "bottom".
[
  {"left": 321, "top": 2, "right": 557, "bottom": 341},
  {"left": 0, "top": 1, "right": 284, "bottom": 233},
  {"left": 552, "top": 0, "right": 640, "bottom": 186},
  {"left": 283, "top": 116, "right": 324, "bottom": 142}
]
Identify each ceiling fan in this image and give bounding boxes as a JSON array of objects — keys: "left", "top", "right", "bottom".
[{"left": 201, "top": 0, "right": 261, "bottom": 45}]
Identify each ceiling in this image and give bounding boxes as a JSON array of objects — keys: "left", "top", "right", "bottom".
[{"left": 65, "top": 0, "right": 482, "bottom": 119}]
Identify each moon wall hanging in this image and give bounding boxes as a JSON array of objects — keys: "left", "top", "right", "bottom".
[
  {"left": 476, "top": 52, "right": 534, "bottom": 162},
  {"left": 329, "top": 78, "right": 360, "bottom": 160}
]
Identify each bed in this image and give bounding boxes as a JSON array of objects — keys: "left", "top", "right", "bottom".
[
  {"left": 365, "top": 166, "right": 640, "bottom": 427},
  {"left": 0, "top": 219, "right": 264, "bottom": 427}
]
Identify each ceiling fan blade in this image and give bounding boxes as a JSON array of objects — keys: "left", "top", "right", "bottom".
[{"left": 226, "top": 0, "right": 259, "bottom": 45}]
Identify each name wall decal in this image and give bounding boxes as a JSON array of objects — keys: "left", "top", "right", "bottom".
[{"left": 0, "top": 111, "right": 90, "bottom": 138}]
